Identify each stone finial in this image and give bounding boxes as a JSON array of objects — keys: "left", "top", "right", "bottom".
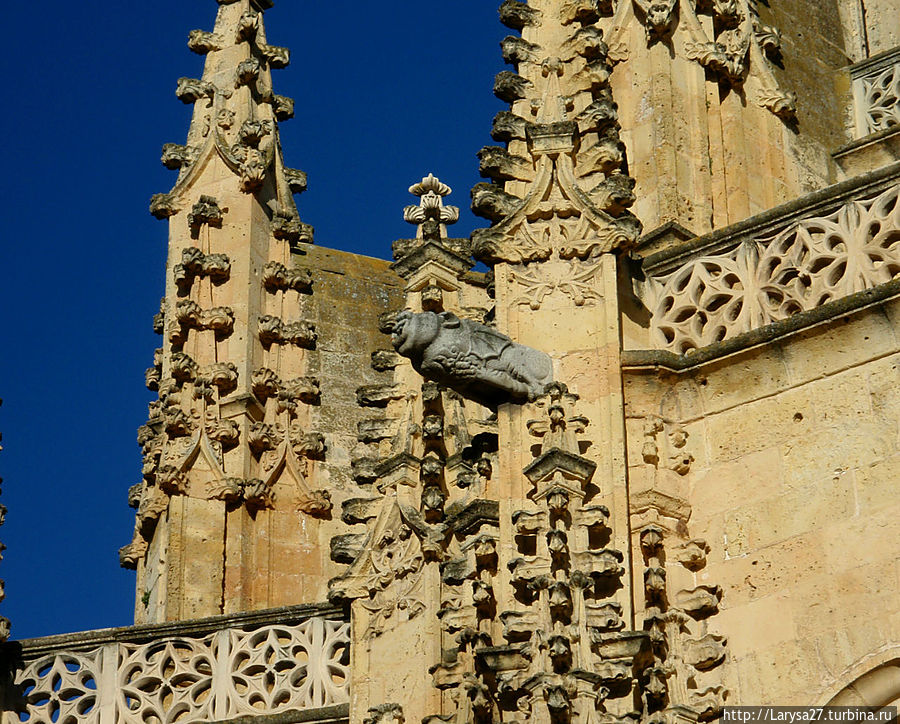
[
  {"left": 151, "top": 0, "right": 309, "bottom": 234},
  {"left": 527, "top": 382, "right": 588, "bottom": 457},
  {"left": 403, "top": 174, "right": 460, "bottom": 242},
  {"left": 523, "top": 383, "right": 596, "bottom": 499},
  {"left": 470, "top": 0, "right": 643, "bottom": 263}
]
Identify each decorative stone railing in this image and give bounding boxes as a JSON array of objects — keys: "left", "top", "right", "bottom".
[
  {"left": 637, "top": 164, "right": 900, "bottom": 356},
  {"left": 851, "top": 48, "right": 900, "bottom": 137},
  {"left": 3, "top": 604, "right": 349, "bottom": 724}
]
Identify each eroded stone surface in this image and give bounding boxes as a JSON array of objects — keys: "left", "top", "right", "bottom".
[{"left": 12, "top": 2, "right": 899, "bottom": 724}]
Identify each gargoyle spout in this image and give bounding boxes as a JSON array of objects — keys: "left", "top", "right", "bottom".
[{"left": 391, "top": 310, "right": 553, "bottom": 407}]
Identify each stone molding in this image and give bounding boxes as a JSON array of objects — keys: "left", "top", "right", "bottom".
[
  {"left": 638, "top": 162, "right": 900, "bottom": 273},
  {"left": 623, "top": 278, "right": 900, "bottom": 372},
  {"left": 833, "top": 125, "right": 900, "bottom": 180},
  {"left": 820, "top": 649, "right": 900, "bottom": 707}
]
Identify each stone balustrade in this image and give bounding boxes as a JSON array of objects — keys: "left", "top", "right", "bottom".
[
  {"left": 3, "top": 604, "right": 349, "bottom": 724},
  {"left": 636, "top": 164, "right": 900, "bottom": 356},
  {"left": 852, "top": 48, "right": 900, "bottom": 137}
]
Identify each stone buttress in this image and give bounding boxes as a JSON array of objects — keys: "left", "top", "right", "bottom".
[
  {"left": 122, "top": 0, "right": 333, "bottom": 623},
  {"left": 329, "top": 176, "right": 497, "bottom": 720},
  {"left": 329, "top": 2, "right": 729, "bottom": 724}
]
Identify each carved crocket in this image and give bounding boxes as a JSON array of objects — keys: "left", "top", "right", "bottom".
[{"left": 391, "top": 310, "right": 553, "bottom": 406}]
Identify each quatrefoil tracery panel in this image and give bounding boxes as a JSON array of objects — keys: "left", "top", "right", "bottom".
[
  {"left": 10, "top": 617, "right": 351, "bottom": 724},
  {"left": 118, "top": 638, "right": 216, "bottom": 724},
  {"left": 858, "top": 63, "right": 900, "bottom": 135},
  {"left": 225, "top": 620, "right": 350, "bottom": 717},
  {"left": 16, "top": 653, "right": 101, "bottom": 724},
  {"left": 650, "top": 184, "right": 900, "bottom": 354}
]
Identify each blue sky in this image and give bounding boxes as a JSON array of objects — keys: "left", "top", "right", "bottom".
[{"left": 0, "top": 2, "right": 507, "bottom": 639}]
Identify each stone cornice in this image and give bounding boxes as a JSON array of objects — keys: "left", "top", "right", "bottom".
[
  {"left": 223, "top": 704, "right": 350, "bottom": 724},
  {"left": 11, "top": 601, "right": 345, "bottom": 657},
  {"left": 390, "top": 241, "right": 474, "bottom": 280},
  {"left": 444, "top": 498, "right": 500, "bottom": 537},
  {"left": 848, "top": 44, "right": 900, "bottom": 79}
]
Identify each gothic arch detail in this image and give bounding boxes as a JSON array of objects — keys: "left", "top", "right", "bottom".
[{"left": 824, "top": 655, "right": 900, "bottom": 709}]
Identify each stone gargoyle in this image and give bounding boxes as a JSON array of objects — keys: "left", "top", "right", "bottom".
[{"left": 391, "top": 310, "right": 553, "bottom": 406}]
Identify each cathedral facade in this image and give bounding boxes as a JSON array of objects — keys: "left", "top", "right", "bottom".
[{"left": 2, "top": 0, "right": 900, "bottom": 722}]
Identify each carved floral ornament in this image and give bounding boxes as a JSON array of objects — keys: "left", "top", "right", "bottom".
[
  {"left": 510, "top": 259, "right": 605, "bottom": 310},
  {"left": 244, "top": 366, "right": 331, "bottom": 515},
  {"left": 647, "top": 183, "right": 900, "bottom": 354},
  {"left": 639, "top": 522, "right": 730, "bottom": 720},
  {"left": 600, "top": 0, "right": 796, "bottom": 119},
  {"left": 126, "top": 312, "right": 329, "bottom": 567},
  {"left": 150, "top": 85, "right": 283, "bottom": 214}
]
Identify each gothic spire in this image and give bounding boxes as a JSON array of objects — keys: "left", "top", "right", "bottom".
[
  {"left": 126, "top": 1, "right": 327, "bottom": 622},
  {"left": 150, "top": 0, "right": 310, "bottom": 244},
  {"left": 471, "top": 0, "right": 641, "bottom": 264}
]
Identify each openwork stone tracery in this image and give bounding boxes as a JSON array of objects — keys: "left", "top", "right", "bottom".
[
  {"left": 852, "top": 55, "right": 900, "bottom": 136},
  {"left": 646, "top": 183, "right": 900, "bottom": 353},
  {"left": 13, "top": 617, "right": 349, "bottom": 724}
]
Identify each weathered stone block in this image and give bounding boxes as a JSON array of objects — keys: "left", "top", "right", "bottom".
[
  {"left": 782, "top": 310, "right": 898, "bottom": 384},
  {"left": 723, "top": 475, "right": 855, "bottom": 555},
  {"left": 695, "top": 347, "right": 791, "bottom": 415},
  {"left": 706, "top": 390, "right": 814, "bottom": 464}
]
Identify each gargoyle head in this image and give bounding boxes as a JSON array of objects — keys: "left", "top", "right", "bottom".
[
  {"left": 647, "top": 0, "right": 677, "bottom": 32},
  {"left": 391, "top": 310, "right": 442, "bottom": 358}
]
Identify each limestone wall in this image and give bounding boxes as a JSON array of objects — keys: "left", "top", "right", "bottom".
[
  {"left": 222, "top": 245, "right": 404, "bottom": 612},
  {"left": 862, "top": 0, "right": 900, "bottom": 56},
  {"left": 839, "top": 0, "right": 900, "bottom": 59},
  {"left": 607, "top": 0, "right": 851, "bottom": 240},
  {"left": 298, "top": 244, "right": 404, "bottom": 499},
  {"left": 623, "top": 295, "right": 900, "bottom": 705}
]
